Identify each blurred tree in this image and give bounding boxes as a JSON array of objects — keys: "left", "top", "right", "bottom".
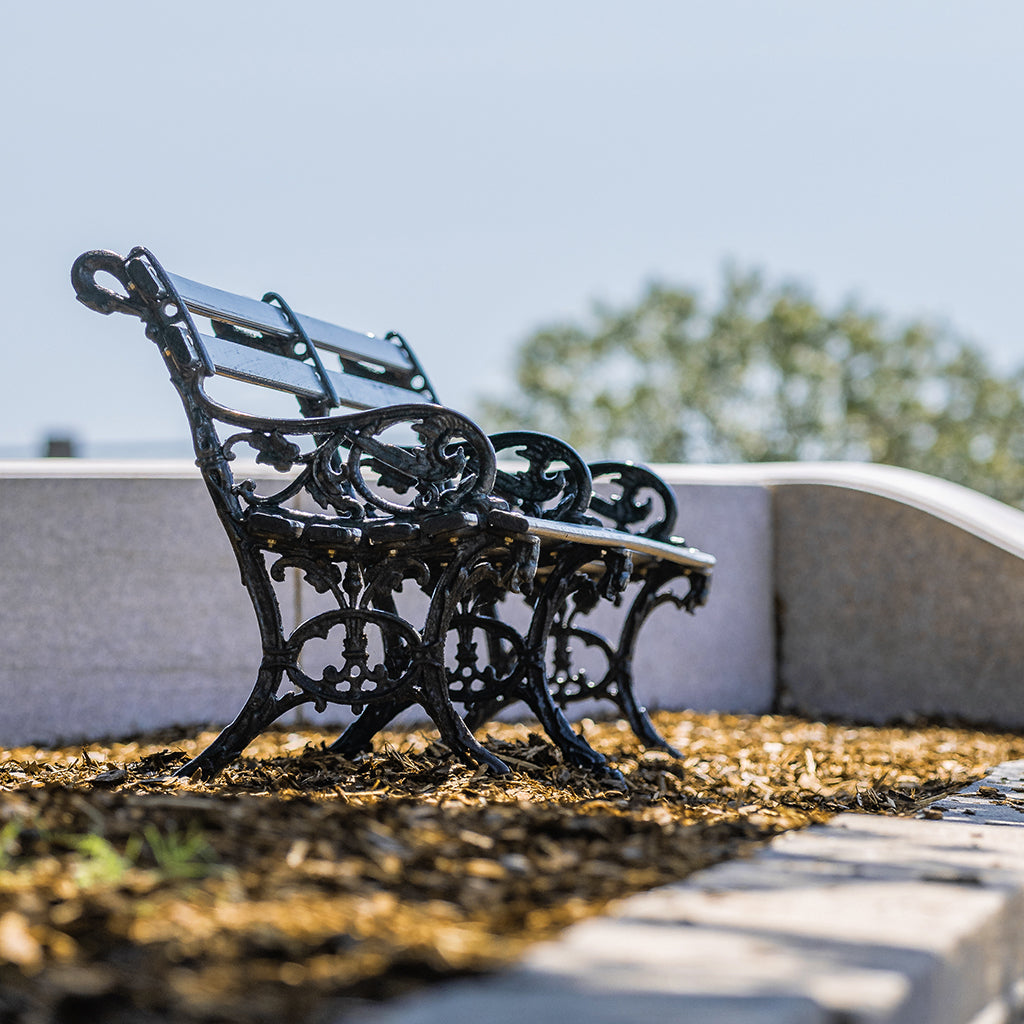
[{"left": 481, "top": 268, "right": 1024, "bottom": 507}]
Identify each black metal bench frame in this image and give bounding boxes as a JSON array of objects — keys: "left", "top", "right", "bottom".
[{"left": 72, "top": 246, "right": 715, "bottom": 780}]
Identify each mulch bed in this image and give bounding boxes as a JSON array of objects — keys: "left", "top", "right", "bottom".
[{"left": 2, "top": 710, "right": 1023, "bottom": 1023}]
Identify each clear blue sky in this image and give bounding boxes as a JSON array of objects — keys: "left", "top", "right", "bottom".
[{"left": 2, "top": 0, "right": 1022, "bottom": 455}]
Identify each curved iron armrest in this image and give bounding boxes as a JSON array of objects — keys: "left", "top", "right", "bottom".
[
  {"left": 72, "top": 247, "right": 215, "bottom": 376},
  {"left": 489, "top": 430, "right": 596, "bottom": 524},
  {"left": 586, "top": 461, "right": 680, "bottom": 542},
  {"left": 202, "top": 398, "right": 505, "bottom": 523},
  {"left": 487, "top": 433, "right": 681, "bottom": 544}
]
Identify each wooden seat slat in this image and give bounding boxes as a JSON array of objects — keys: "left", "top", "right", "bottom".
[
  {"left": 521, "top": 516, "right": 716, "bottom": 571},
  {"left": 200, "top": 332, "right": 433, "bottom": 410},
  {"left": 169, "top": 272, "right": 416, "bottom": 375}
]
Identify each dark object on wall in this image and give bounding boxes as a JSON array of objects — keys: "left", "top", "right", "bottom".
[{"left": 42, "top": 434, "right": 78, "bottom": 458}]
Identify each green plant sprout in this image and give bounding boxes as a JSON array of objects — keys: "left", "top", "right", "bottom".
[
  {"left": 0, "top": 818, "right": 24, "bottom": 870},
  {"left": 141, "top": 822, "right": 220, "bottom": 880},
  {"left": 0, "top": 818, "right": 220, "bottom": 887},
  {"left": 66, "top": 832, "right": 142, "bottom": 887}
]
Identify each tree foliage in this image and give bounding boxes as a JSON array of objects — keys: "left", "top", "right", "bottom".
[{"left": 482, "top": 269, "right": 1024, "bottom": 507}]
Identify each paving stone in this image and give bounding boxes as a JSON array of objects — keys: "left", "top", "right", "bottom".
[
  {"left": 932, "top": 759, "right": 1024, "bottom": 826},
  {"left": 356, "top": 977, "right": 828, "bottom": 1024},
  {"left": 358, "top": 763, "right": 1024, "bottom": 1024}
]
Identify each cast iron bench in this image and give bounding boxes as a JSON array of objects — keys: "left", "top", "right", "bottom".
[{"left": 72, "top": 246, "right": 715, "bottom": 780}]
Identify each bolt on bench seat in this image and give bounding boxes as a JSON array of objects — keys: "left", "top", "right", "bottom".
[{"left": 72, "top": 246, "right": 715, "bottom": 780}]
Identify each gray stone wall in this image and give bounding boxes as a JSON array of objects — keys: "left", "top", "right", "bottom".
[
  {"left": 0, "top": 462, "right": 773, "bottom": 746},
  {"left": 0, "top": 470, "right": 259, "bottom": 744},
  {"left": 773, "top": 483, "right": 1024, "bottom": 727},
  {"left": 4, "top": 459, "right": 1024, "bottom": 747},
  {"left": 660, "top": 462, "right": 1024, "bottom": 730}
]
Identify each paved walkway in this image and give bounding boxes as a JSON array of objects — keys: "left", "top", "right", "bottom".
[{"left": 353, "top": 762, "right": 1024, "bottom": 1024}]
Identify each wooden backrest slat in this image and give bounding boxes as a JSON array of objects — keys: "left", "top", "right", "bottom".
[
  {"left": 169, "top": 272, "right": 416, "bottom": 376},
  {"left": 200, "top": 333, "right": 433, "bottom": 410}
]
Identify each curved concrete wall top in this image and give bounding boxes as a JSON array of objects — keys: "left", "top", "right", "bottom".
[
  {"left": 655, "top": 461, "right": 1024, "bottom": 561},
  {"left": 0, "top": 459, "right": 209, "bottom": 479}
]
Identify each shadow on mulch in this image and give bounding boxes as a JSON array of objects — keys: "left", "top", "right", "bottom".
[{"left": 2, "top": 710, "right": 1023, "bottom": 1023}]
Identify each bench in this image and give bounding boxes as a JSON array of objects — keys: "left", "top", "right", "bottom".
[{"left": 71, "top": 246, "right": 716, "bottom": 780}]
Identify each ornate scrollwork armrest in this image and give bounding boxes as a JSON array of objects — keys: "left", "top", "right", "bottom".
[
  {"left": 337, "top": 406, "right": 501, "bottom": 517},
  {"left": 489, "top": 431, "right": 595, "bottom": 523},
  {"left": 208, "top": 398, "right": 501, "bottom": 521},
  {"left": 587, "top": 461, "right": 679, "bottom": 541}
]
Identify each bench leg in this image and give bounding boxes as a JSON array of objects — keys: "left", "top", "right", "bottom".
[
  {"left": 328, "top": 693, "right": 516, "bottom": 775},
  {"left": 518, "top": 666, "right": 622, "bottom": 780},
  {"left": 324, "top": 539, "right": 517, "bottom": 774},
  {"left": 612, "top": 675, "right": 684, "bottom": 760},
  {"left": 597, "top": 566, "right": 704, "bottom": 759},
  {"left": 418, "top": 669, "right": 512, "bottom": 776},
  {"left": 463, "top": 693, "right": 617, "bottom": 777},
  {"left": 173, "top": 658, "right": 301, "bottom": 780},
  {"left": 412, "top": 536, "right": 518, "bottom": 775},
  {"left": 323, "top": 548, "right": 638, "bottom": 780},
  {"left": 321, "top": 542, "right": 513, "bottom": 775},
  {"left": 517, "top": 549, "right": 624, "bottom": 779},
  {"left": 462, "top": 564, "right": 619, "bottom": 775},
  {"left": 533, "top": 564, "right": 707, "bottom": 760},
  {"left": 463, "top": 566, "right": 631, "bottom": 779},
  {"left": 327, "top": 699, "right": 412, "bottom": 757}
]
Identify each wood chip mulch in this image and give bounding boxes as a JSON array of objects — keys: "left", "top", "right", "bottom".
[{"left": 2, "top": 710, "right": 1023, "bottom": 1023}]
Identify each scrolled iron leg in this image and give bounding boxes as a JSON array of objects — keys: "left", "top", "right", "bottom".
[
  {"left": 604, "top": 564, "right": 700, "bottom": 759},
  {"left": 410, "top": 647, "right": 508, "bottom": 775},
  {"left": 414, "top": 539, "right": 514, "bottom": 776},
  {"left": 423, "top": 699, "right": 512, "bottom": 775},
  {"left": 327, "top": 699, "right": 412, "bottom": 757},
  {"left": 612, "top": 679, "right": 684, "bottom": 760},
  {"left": 459, "top": 670, "right": 619, "bottom": 779},
  {"left": 518, "top": 670, "right": 623, "bottom": 780},
  {"left": 174, "top": 660, "right": 292, "bottom": 780},
  {"left": 519, "top": 549, "right": 624, "bottom": 780},
  {"left": 329, "top": 693, "right": 514, "bottom": 773},
  {"left": 328, "top": 693, "right": 512, "bottom": 774}
]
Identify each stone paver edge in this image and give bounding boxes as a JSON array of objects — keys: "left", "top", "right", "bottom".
[{"left": 352, "top": 761, "right": 1024, "bottom": 1024}]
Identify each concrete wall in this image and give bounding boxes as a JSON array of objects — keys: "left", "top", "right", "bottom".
[
  {"left": 0, "top": 465, "right": 261, "bottom": 745},
  {"left": 660, "top": 463, "right": 1024, "bottom": 729},
  {"left": 3, "top": 459, "right": 1024, "bottom": 746},
  {"left": 0, "top": 461, "right": 773, "bottom": 745}
]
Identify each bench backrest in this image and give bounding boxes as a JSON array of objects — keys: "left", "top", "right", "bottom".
[
  {"left": 72, "top": 246, "right": 437, "bottom": 418},
  {"left": 73, "top": 246, "right": 501, "bottom": 528},
  {"left": 170, "top": 272, "right": 436, "bottom": 414}
]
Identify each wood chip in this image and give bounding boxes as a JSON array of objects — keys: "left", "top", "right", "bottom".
[{"left": 1, "top": 710, "right": 1022, "bottom": 1023}]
